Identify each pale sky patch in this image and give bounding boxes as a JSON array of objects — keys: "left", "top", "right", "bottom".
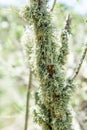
[{"left": 0, "top": 0, "right": 87, "bottom": 15}]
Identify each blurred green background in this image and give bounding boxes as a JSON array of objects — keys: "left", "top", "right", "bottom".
[{"left": 0, "top": 1, "right": 87, "bottom": 130}]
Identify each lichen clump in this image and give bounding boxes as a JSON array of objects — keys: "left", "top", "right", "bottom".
[{"left": 20, "top": 0, "right": 75, "bottom": 130}]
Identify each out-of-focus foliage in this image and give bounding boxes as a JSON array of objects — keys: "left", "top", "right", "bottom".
[
  {"left": 0, "top": 7, "right": 28, "bottom": 130},
  {"left": 0, "top": 3, "right": 87, "bottom": 130}
]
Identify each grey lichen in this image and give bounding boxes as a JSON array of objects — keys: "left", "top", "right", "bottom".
[{"left": 20, "top": 0, "right": 77, "bottom": 130}]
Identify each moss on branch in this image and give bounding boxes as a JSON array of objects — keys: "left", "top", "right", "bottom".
[{"left": 20, "top": 1, "right": 85, "bottom": 130}]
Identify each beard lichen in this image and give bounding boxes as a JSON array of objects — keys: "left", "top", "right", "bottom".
[{"left": 20, "top": 0, "right": 75, "bottom": 130}]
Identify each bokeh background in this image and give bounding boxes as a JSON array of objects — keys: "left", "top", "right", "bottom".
[{"left": 0, "top": 0, "right": 87, "bottom": 130}]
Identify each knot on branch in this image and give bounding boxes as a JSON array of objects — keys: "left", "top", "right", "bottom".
[{"left": 46, "top": 64, "right": 54, "bottom": 78}]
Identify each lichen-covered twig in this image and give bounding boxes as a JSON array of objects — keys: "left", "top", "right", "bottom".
[
  {"left": 72, "top": 44, "right": 87, "bottom": 80},
  {"left": 58, "top": 14, "right": 71, "bottom": 65},
  {"left": 64, "top": 14, "right": 71, "bottom": 34},
  {"left": 20, "top": 0, "right": 86, "bottom": 130},
  {"left": 50, "top": 0, "right": 56, "bottom": 12},
  {"left": 24, "top": 69, "right": 32, "bottom": 130}
]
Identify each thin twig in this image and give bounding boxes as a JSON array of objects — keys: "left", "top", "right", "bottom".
[
  {"left": 58, "top": 14, "right": 71, "bottom": 65},
  {"left": 72, "top": 44, "right": 87, "bottom": 80},
  {"left": 8, "top": 6, "right": 29, "bottom": 25},
  {"left": 24, "top": 69, "right": 32, "bottom": 130},
  {"left": 64, "top": 14, "right": 71, "bottom": 33},
  {"left": 50, "top": 0, "right": 56, "bottom": 12}
]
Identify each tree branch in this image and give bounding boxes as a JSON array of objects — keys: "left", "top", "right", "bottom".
[
  {"left": 64, "top": 14, "right": 71, "bottom": 34},
  {"left": 24, "top": 69, "right": 32, "bottom": 130},
  {"left": 72, "top": 44, "right": 87, "bottom": 80},
  {"left": 58, "top": 14, "right": 71, "bottom": 65},
  {"left": 50, "top": 0, "right": 56, "bottom": 12}
]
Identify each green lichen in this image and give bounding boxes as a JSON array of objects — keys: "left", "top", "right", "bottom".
[{"left": 20, "top": 0, "right": 76, "bottom": 130}]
